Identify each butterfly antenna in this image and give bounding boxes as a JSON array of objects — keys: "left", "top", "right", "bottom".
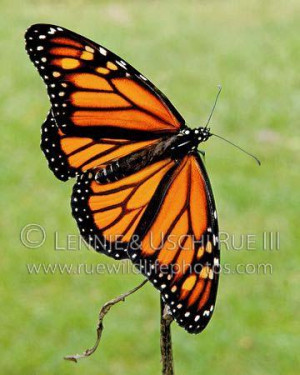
[
  {"left": 205, "top": 85, "right": 222, "bottom": 128},
  {"left": 211, "top": 133, "right": 261, "bottom": 166}
]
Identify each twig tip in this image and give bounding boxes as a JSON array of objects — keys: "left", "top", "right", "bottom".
[{"left": 64, "top": 355, "right": 78, "bottom": 363}]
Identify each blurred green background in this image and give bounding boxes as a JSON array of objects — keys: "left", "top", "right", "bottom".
[{"left": 0, "top": 0, "right": 299, "bottom": 374}]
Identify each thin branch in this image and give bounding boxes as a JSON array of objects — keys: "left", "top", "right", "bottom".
[
  {"left": 160, "top": 296, "right": 174, "bottom": 375},
  {"left": 64, "top": 279, "right": 148, "bottom": 363}
]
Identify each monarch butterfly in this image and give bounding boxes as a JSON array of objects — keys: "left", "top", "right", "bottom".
[{"left": 25, "top": 24, "right": 220, "bottom": 334}]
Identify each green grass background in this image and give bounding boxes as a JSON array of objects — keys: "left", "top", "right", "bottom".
[{"left": 0, "top": 0, "right": 299, "bottom": 374}]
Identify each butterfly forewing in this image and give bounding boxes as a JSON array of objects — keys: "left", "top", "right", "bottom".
[
  {"left": 128, "top": 155, "right": 220, "bottom": 333},
  {"left": 25, "top": 24, "right": 184, "bottom": 139},
  {"left": 71, "top": 159, "right": 177, "bottom": 259}
]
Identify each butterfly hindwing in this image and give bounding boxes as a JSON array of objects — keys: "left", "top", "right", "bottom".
[
  {"left": 128, "top": 154, "right": 219, "bottom": 333},
  {"left": 41, "top": 111, "right": 161, "bottom": 181},
  {"left": 25, "top": 24, "right": 184, "bottom": 139},
  {"left": 41, "top": 112, "right": 76, "bottom": 181}
]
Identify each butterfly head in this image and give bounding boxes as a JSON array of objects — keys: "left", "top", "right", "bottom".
[
  {"left": 194, "top": 127, "right": 211, "bottom": 144},
  {"left": 174, "top": 127, "right": 211, "bottom": 156},
  {"left": 180, "top": 127, "right": 211, "bottom": 144},
  {"left": 180, "top": 127, "right": 211, "bottom": 147}
]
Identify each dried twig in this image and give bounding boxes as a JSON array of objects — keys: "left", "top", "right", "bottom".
[
  {"left": 64, "top": 279, "right": 148, "bottom": 363},
  {"left": 160, "top": 296, "right": 174, "bottom": 375}
]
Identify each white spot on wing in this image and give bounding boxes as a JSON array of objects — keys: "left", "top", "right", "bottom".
[
  {"left": 213, "top": 235, "right": 216, "bottom": 246},
  {"left": 48, "top": 27, "right": 56, "bottom": 34},
  {"left": 116, "top": 60, "right": 127, "bottom": 70},
  {"left": 99, "top": 47, "right": 107, "bottom": 56}
]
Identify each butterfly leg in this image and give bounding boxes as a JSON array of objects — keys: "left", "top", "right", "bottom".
[
  {"left": 198, "top": 149, "right": 205, "bottom": 157},
  {"left": 64, "top": 280, "right": 147, "bottom": 362},
  {"left": 197, "top": 149, "right": 206, "bottom": 161}
]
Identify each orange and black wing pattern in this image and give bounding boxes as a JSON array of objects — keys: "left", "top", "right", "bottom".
[
  {"left": 25, "top": 24, "right": 184, "bottom": 139},
  {"left": 41, "top": 111, "right": 159, "bottom": 181},
  {"left": 128, "top": 155, "right": 220, "bottom": 333},
  {"left": 71, "top": 158, "right": 178, "bottom": 259},
  {"left": 26, "top": 24, "right": 220, "bottom": 334}
]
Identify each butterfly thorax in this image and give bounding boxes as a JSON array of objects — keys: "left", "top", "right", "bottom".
[{"left": 95, "top": 127, "right": 211, "bottom": 184}]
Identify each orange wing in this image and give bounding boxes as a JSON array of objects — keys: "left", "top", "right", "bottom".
[
  {"left": 128, "top": 155, "right": 219, "bottom": 333},
  {"left": 41, "top": 112, "right": 159, "bottom": 181},
  {"left": 71, "top": 158, "right": 177, "bottom": 259},
  {"left": 25, "top": 24, "right": 184, "bottom": 139}
]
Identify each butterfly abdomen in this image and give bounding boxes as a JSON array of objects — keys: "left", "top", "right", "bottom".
[{"left": 95, "top": 135, "right": 180, "bottom": 184}]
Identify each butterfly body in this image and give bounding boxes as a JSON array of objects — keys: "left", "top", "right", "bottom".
[
  {"left": 25, "top": 24, "right": 220, "bottom": 334},
  {"left": 95, "top": 127, "right": 211, "bottom": 184}
]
